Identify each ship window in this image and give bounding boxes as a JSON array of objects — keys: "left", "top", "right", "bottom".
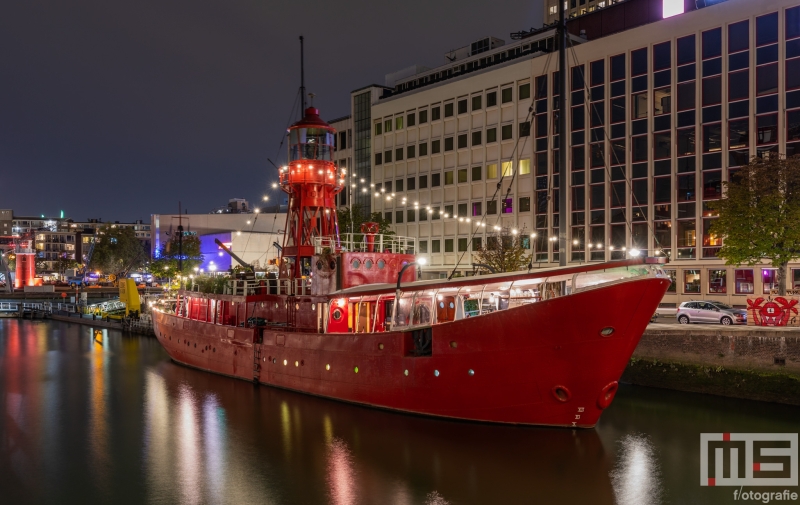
[
  {"left": 365, "top": 259, "right": 373, "bottom": 269},
  {"left": 377, "top": 259, "right": 385, "bottom": 269},
  {"left": 352, "top": 259, "right": 361, "bottom": 269},
  {"left": 289, "top": 127, "right": 333, "bottom": 161},
  {"left": 332, "top": 308, "right": 343, "bottom": 321}
]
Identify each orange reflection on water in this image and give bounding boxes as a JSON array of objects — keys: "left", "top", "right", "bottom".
[
  {"left": 177, "top": 384, "right": 201, "bottom": 504},
  {"left": 89, "top": 328, "right": 110, "bottom": 492}
]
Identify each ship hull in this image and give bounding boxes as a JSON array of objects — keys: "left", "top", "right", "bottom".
[{"left": 152, "top": 276, "right": 668, "bottom": 428}]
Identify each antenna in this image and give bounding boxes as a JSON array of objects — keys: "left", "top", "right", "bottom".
[{"left": 299, "top": 35, "right": 306, "bottom": 117}]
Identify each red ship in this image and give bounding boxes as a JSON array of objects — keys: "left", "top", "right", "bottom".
[
  {"left": 153, "top": 33, "right": 670, "bottom": 428},
  {"left": 151, "top": 99, "right": 671, "bottom": 428}
]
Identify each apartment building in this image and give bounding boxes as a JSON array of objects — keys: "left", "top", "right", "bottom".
[{"left": 366, "top": 0, "right": 800, "bottom": 306}]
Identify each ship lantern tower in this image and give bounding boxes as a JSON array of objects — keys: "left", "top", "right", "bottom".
[{"left": 279, "top": 108, "right": 344, "bottom": 278}]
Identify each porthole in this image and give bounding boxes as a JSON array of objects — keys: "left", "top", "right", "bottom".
[
  {"left": 468, "top": 369, "right": 475, "bottom": 376},
  {"left": 377, "top": 259, "right": 386, "bottom": 269},
  {"left": 329, "top": 260, "right": 336, "bottom": 270},
  {"left": 552, "top": 385, "right": 572, "bottom": 402},
  {"left": 365, "top": 259, "right": 373, "bottom": 269},
  {"left": 275, "top": 302, "right": 279, "bottom": 309},
  {"left": 283, "top": 359, "right": 288, "bottom": 366},
  {"left": 273, "top": 358, "right": 276, "bottom": 364},
  {"left": 434, "top": 370, "right": 440, "bottom": 377},
  {"left": 378, "top": 343, "right": 384, "bottom": 350},
  {"left": 404, "top": 369, "right": 409, "bottom": 376},
  {"left": 332, "top": 308, "right": 343, "bottom": 321},
  {"left": 354, "top": 366, "right": 359, "bottom": 373},
  {"left": 295, "top": 303, "right": 300, "bottom": 310},
  {"left": 449, "top": 302, "right": 455, "bottom": 309},
  {"left": 352, "top": 259, "right": 361, "bottom": 269},
  {"left": 295, "top": 361, "right": 299, "bottom": 367},
  {"left": 326, "top": 364, "right": 331, "bottom": 371},
  {"left": 450, "top": 341, "right": 457, "bottom": 348},
  {"left": 600, "top": 327, "right": 615, "bottom": 337},
  {"left": 439, "top": 302, "right": 445, "bottom": 309},
  {"left": 312, "top": 304, "right": 316, "bottom": 311},
  {"left": 316, "top": 260, "right": 323, "bottom": 270},
  {"left": 260, "top": 302, "right": 265, "bottom": 308}
]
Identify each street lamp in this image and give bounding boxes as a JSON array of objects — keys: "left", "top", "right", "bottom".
[{"left": 396, "top": 257, "right": 426, "bottom": 291}]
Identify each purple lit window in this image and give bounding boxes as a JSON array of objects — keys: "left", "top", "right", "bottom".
[
  {"left": 762, "top": 269, "right": 778, "bottom": 294},
  {"left": 502, "top": 198, "right": 513, "bottom": 213}
]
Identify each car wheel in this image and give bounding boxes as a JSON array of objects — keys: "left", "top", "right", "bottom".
[
  {"left": 678, "top": 315, "right": 690, "bottom": 324},
  {"left": 721, "top": 316, "right": 732, "bottom": 325}
]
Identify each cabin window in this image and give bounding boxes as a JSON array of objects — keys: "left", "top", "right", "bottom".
[{"left": 332, "top": 308, "right": 343, "bottom": 321}]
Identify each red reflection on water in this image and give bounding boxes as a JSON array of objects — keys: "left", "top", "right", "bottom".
[{"left": 327, "top": 438, "right": 357, "bottom": 505}]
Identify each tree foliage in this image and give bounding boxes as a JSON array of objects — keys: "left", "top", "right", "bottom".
[
  {"left": 472, "top": 232, "right": 531, "bottom": 273},
  {"left": 337, "top": 204, "right": 394, "bottom": 236},
  {"left": 89, "top": 226, "right": 147, "bottom": 277},
  {"left": 711, "top": 155, "right": 800, "bottom": 295},
  {"left": 150, "top": 233, "right": 203, "bottom": 279}
]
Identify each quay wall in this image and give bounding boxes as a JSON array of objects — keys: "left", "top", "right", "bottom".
[{"left": 625, "top": 326, "right": 800, "bottom": 405}]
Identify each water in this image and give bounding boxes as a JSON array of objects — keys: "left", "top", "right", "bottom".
[{"left": 1, "top": 319, "right": 797, "bottom": 505}]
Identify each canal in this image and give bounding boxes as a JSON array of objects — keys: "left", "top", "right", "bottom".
[{"left": 1, "top": 319, "right": 797, "bottom": 505}]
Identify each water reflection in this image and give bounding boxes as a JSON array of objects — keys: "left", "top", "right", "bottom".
[
  {"left": 2, "top": 319, "right": 800, "bottom": 505},
  {"left": 610, "top": 434, "right": 663, "bottom": 505}
]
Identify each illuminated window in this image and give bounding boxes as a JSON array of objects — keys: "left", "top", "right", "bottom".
[{"left": 662, "top": 0, "right": 684, "bottom": 19}]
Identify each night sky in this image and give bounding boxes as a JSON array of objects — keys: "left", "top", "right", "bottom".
[{"left": 1, "top": 0, "right": 542, "bottom": 222}]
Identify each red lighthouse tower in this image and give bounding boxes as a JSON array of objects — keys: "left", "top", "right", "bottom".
[{"left": 278, "top": 107, "right": 344, "bottom": 278}]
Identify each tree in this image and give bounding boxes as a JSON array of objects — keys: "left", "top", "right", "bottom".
[
  {"left": 337, "top": 204, "right": 394, "bottom": 236},
  {"left": 89, "top": 226, "right": 148, "bottom": 278},
  {"left": 150, "top": 233, "right": 203, "bottom": 279},
  {"left": 711, "top": 155, "right": 800, "bottom": 296},
  {"left": 472, "top": 231, "right": 531, "bottom": 273},
  {"left": 56, "top": 254, "right": 80, "bottom": 274}
]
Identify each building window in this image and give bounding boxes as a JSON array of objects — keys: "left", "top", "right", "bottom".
[
  {"left": 407, "top": 177, "right": 416, "bottom": 191},
  {"left": 519, "top": 83, "right": 531, "bottom": 100},
  {"left": 432, "top": 240, "right": 441, "bottom": 253},
  {"left": 419, "top": 240, "right": 428, "bottom": 253},
  {"left": 431, "top": 140, "right": 441, "bottom": 154},
  {"left": 384, "top": 150, "right": 392, "bottom": 163},
  {"left": 444, "top": 239, "right": 454, "bottom": 253},
  {"left": 458, "top": 99, "right": 467, "bottom": 114},
  {"left": 419, "top": 208, "right": 428, "bottom": 221},
  {"left": 471, "top": 166, "right": 482, "bottom": 181},
  {"left": 444, "top": 205, "right": 454, "bottom": 217},
  {"left": 407, "top": 112, "right": 416, "bottom": 127},
  {"left": 384, "top": 119, "right": 392, "bottom": 132},
  {"left": 519, "top": 122, "right": 531, "bottom": 137},
  {"left": 709, "top": 269, "right": 727, "bottom": 293},
  {"left": 457, "top": 203, "right": 467, "bottom": 217},
  {"left": 458, "top": 134, "right": 468, "bottom": 149},
  {"left": 444, "top": 137, "right": 454, "bottom": 151},
  {"left": 406, "top": 209, "right": 415, "bottom": 223},
  {"left": 487, "top": 200, "right": 497, "bottom": 214},
  {"left": 735, "top": 269, "right": 754, "bottom": 294},
  {"left": 519, "top": 197, "right": 531, "bottom": 212},
  {"left": 519, "top": 159, "right": 531, "bottom": 175},
  {"left": 501, "top": 161, "right": 512, "bottom": 177},
  {"left": 375, "top": 153, "right": 382, "bottom": 165},
  {"left": 395, "top": 116, "right": 403, "bottom": 130},
  {"left": 396, "top": 179, "right": 404, "bottom": 192},
  {"left": 472, "top": 202, "right": 482, "bottom": 216},
  {"left": 419, "top": 142, "right": 428, "bottom": 156},
  {"left": 487, "top": 163, "right": 498, "bottom": 179},
  {"left": 502, "top": 197, "right": 513, "bottom": 214},
  {"left": 458, "top": 169, "right": 468, "bottom": 183},
  {"left": 395, "top": 147, "right": 404, "bottom": 161},
  {"left": 487, "top": 91, "right": 497, "bottom": 107},
  {"left": 472, "top": 95, "right": 482, "bottom": 111},
  {"left": 407, "top": 145, "right": 416, "bottom": 159},
  {"left": 444, "top": 171, "right": 454, "bottom": 185},
  {"left": 486, "top": 128, "right": 497, "bottom": 143},
  {"left": 432, "top": 173, "right": 441, "bottom": 187},
  {"left": 420, "top": 110, "right": 428, "bottom": 123},
  {"left": 419, "top": 175, "right": 428, "bottom": 189},
  {"left": 444, "top": 103, "right": 454, "bottom": 117},
  {"left": 395, "top": 211, "right": 403, "bottom": 224},
  {"left": 375, "top": 122, "right": 382, "bottom": 135},
  {"left": 762, "top": 268, "right": 778, "bottom": 294},
  {"left": 684, "top": 270, "right": 701, "bottom": 293},
  {"left": 501, "top": 87, "right": 513, "bottom": 103},
  {"left": 431, "top": 106, "right": 441, "bottom": 121},
  {"left": 501, "top": 124, "right": 513, "bottom": 140},
  {"left": 472, "top": 130, "right": 482, "bottom": 146}
]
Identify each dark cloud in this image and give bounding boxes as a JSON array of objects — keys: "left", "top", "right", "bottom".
[{"left": 0, "top": 0, "right": 541, "bottom": 221}]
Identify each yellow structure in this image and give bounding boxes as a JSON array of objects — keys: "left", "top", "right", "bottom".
[{"left": 118, "top": 278, "right": 141, "bottom": 316}]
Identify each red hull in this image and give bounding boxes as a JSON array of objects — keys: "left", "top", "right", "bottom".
[{"left": 152, "top": 275, "right": 669, "bottom": 428}]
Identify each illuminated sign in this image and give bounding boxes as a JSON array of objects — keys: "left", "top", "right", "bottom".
[{"left": 663, "top": 0, "right": 684, "bottom": 18}]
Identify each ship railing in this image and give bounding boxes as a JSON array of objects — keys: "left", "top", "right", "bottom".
[
  {"left": 226, "top": 277, "right": 310, "bottom": 296},
  {"left": 0, "top": 302, "right": 20, "bottom": 312},
  {"left": 314, "top": 234, "right": 417, "bottom": 255}
]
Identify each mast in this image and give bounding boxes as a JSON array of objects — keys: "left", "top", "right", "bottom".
[
  {"left": 558, "top": 0, "right": 568, "bottom": 266},
  {"left": 300, "top": 36, "right": 307, "bottom": 117}
]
